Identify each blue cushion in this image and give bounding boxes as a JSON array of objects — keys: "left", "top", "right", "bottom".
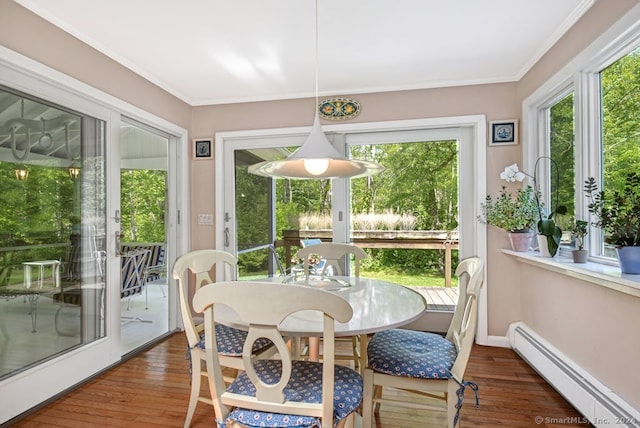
[
  {"left": 195, "top": 324, "right": 272, "bottom": 356},
  {"left": 367, "top": 329, "right": 457, "bottom": 379},
  {"left": 223, "top": 360, "right": 362, "bottom": 428}
]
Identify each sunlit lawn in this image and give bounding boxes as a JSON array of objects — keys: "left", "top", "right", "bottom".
[{"left": 361, "top": 269, "right": 457, "bottom": 287}]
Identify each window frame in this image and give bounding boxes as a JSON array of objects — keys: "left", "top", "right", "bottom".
[{"left": 523, "top": 6, "right": 640, "bottom": 266}]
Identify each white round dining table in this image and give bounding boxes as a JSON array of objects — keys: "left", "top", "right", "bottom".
[
  {"left": 216, "top": 275, "right": 426, "bottom": 337},
  {"left": 214, "top": 275, "right": 427, "bottom": 370}
]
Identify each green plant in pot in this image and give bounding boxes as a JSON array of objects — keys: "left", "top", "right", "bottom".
[
  {"left": 570, "top": 219, "right": 588, "bottom": 263},
  {"left": 499, "top": 159, "right": 567, "bottom": 257},
  {"left": 479, "top": 185, "right": 538, "bottom": 251},
  {"left": 585, "top": 173, "right": 640, "bottom": 273}
]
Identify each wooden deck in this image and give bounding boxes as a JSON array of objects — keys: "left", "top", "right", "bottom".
[{"left": 412, "top": 286, "right": 459, "bottom": 311}]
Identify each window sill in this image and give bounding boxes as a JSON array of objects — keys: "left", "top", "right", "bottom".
[{"left": 502, "top": 249, "right": 640, "bottom": 298}]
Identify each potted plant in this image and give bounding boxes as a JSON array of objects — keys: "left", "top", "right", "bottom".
[
  {"left": 585, "top": 173, "right": 640, "bottom": 273},
  {"left": 499, "top": 160, "right": 567, "bottom": 257},
  {"left": 570, "top": 219, "right": 588, "bottom": 263},
  {"left": 479, "top": 185, "right": 539, "bottom": 251}
]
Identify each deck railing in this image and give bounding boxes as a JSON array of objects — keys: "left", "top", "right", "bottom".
[{"left": 276, "top": 229, "right": 459, "bottom": 287}]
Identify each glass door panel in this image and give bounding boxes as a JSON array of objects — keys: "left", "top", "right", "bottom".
[
  {"left": 0, "top": 86, "right": 106, "bottom": 379},
  {"left": 349, "top": 139, "right": 460, "bottom": 289},
  {"left": 232, "top": 148, "right": 333, "bottom": 279},
  {"left": 119, "top": 119, "right": 169, "bottom": 354}
]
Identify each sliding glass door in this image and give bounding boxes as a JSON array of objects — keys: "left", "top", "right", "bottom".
[
  {"left": 0, "top": 86, "right": 106, "bottom": 379},
  {"left": 220, "top": 123, "right": 479, "bottom": 288},
  {"left": 0, "top": 49, "right": 187, "bottom": 424}
]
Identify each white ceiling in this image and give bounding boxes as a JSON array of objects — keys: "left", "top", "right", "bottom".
[{"left": 16, "top": 0, "right": 594, "bottom": 107}]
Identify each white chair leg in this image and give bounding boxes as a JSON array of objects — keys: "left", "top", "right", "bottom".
[
  {"left": 447, "top": 380, "right": 457, "bottom": 428},
  {"left": 362, "top": 368, "right": 374, "bottom": 428},
  {"left": 184, "top": 353, "right": 201, "bottom": 428}
]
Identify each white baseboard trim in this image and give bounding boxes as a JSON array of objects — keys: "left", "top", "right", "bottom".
[
  {"left": 485, "top": 335, "right": 511, "bottom": 348},
  {"left": 508, "top": 322, "right": 640, "bottom": 428}
]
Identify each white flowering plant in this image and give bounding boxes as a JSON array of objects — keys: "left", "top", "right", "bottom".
[
  {"left": 499, "top": 159, "right": 567, "bottom": 256},
  {"left": 479, "top": 184, "right": 539, "bottom": 232}
]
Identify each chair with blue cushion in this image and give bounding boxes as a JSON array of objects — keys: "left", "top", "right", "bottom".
[
  {"left": 362, "top": 256, "right": 484, "bottom": 428},
  {"left": 296, "top": 242, "right": 369, "bottom": 367},
  {"left": 172, "top": 250, "right": 274, "bottom": 428},
  {"left": 193, "top": 280, "right": 363, "bottom": 428},
  {"left": 297, "top": 242, "right": 367, "bottom": 278}
]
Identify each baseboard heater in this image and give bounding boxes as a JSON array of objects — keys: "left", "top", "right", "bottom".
[{"left": 508, "top": 322, "right": 640, "bottom": 428}]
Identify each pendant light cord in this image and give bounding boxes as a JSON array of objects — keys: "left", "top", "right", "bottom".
[{"left": 314, "top": 0, "right": 319, "bottom": 109}]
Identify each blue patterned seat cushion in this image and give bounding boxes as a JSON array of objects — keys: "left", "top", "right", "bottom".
[
  {"left": 196, "top": 324, "right": 273, "bottom": 356},
  {"left": 367, "top": 329, "right": 457, "bottom": 379},
  {"left": 222, "top": 360, "right": 363, "bottom": 428}
]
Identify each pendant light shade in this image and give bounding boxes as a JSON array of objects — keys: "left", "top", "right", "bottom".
[
  {"left": 248, "top": 0, "right": 384, "bottom": 180},
  {"left": 248, "top": 114, "right": 384, "bottom": 179}
]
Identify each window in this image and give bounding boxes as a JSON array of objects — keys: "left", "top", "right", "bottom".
[
  {"left": 526, "top": 10, "right": 640, "bottom": 264},
  {"left": 549, "top": 92, "right": 575, "bottom": 224},
  {"left": 599, "top": 47, "right": 640, "bottom": 258}
]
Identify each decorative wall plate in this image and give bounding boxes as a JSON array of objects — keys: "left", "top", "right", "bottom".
[{"left": 318, "top": 97, "right": 361, "bottom": 120}]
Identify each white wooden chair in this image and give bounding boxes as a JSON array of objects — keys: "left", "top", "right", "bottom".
[
  {"left": 192, "top": 280, "right": 363, "bottom": 428},
  {"left": 362, "top": 257, "right": 484, "bottom": 428},
  {"left": 296, "top": 242, "right": 367, "bottom": 278},
  {"left": 172, "top": 250, "right": 273, "bottom": 428},
  {"left": 296, "top": 242, "right": 368, "bottom": 367}
]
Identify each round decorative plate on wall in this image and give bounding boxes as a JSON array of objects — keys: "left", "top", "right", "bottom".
[{"left": 318, "top": 97, "right": 361, "bottom": 120}]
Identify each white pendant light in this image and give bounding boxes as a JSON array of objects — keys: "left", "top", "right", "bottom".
[{"left": 248, "top": 0, "right": 384, "bottom": 180}]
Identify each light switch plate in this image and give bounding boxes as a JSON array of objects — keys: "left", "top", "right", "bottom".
[{"left": 197, "top": 213, "right": 213, "bottom": 225}]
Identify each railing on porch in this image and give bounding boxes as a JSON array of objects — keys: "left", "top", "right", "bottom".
[{"left": 275, "top": 229, "right": 459, "bottom": 287}]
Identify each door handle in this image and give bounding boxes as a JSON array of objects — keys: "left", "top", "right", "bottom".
[
  {"left": 224, "top": 227, "right": 230, "bottom": 247},
  {"left": 115, "top": 230, "right": 123, "bottom": 256}
]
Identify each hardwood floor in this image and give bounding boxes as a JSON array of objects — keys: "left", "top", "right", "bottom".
[{"left": 9, "top": 333, "right": 592, "bottom": 427}]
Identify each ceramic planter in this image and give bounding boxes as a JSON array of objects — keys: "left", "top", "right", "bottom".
[
  {"left": 572, "top": 249, "right": 588, "bottom": 263},
  {"left": 615, "top": 246, "right": 640, "bottom": 274},
  {"left": 537, "top": 235, "right": 556, "bottom": 257},
  {"left": 507, "top": 231, "right": 533, "bottom": 252}
]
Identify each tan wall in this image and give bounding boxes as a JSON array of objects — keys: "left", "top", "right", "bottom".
[
  {"left": 518, "top": 0, "right": 640, "bottom": 103},
  {"left": 520, "top": 264, "right": 640, "bottom": 408},
  {"left": 0, "top": 0, "right": 191, "bottom": 129},
  {"left": 191, "top": 83, "right": 520, "bottom": 252}
]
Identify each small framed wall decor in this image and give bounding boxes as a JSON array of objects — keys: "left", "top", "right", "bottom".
[
  {"left": 193, "top": 138, "right": 213, "bottom": 159},
  {"left": 489, "top": 120, "right": 518, "bottom": 146}
]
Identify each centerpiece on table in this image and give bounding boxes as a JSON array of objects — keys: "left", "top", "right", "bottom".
[{"left": 585, "top": 173, "right": 640, "bottom": 273}]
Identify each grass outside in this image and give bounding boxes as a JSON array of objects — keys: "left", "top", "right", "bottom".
[{"left": 361, "top": 268, "right": 457, "bottom": 287}]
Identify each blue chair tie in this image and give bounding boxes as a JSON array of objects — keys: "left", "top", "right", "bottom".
[{"left": 453, "top": 379, "right": 479, "bottom": 427}]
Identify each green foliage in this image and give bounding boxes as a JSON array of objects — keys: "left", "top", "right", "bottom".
[
  {"left": 570, "top": 219, "right": 588, "bottom": 250},
  {"left": 585, "top": 174, "right": 640, "bottom": 246},
  {"left": 479, "top": 186, "right": 539, "bottom": 232},
  {"left": 550, "top": 93, "right": 576, "bottom": 217},
  {"left": 120, "top": 169, "right": 166, "bottom": 242}
]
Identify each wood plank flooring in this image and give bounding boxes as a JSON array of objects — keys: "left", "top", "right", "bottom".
[{"left": 8, "top": 333, "right": 592, "bottom": 427}]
